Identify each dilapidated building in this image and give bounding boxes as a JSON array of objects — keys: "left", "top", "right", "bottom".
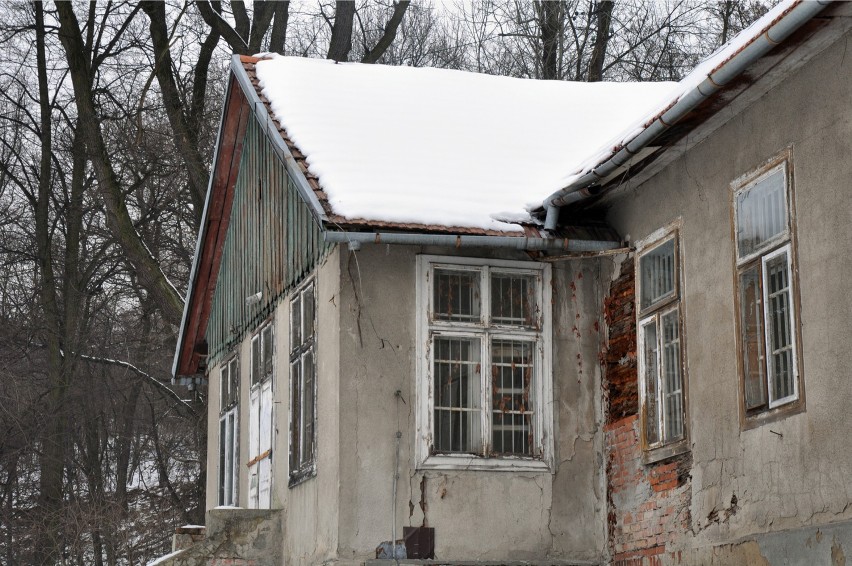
[{"left": 168, "top": 1, "right": 852, "bottom": 564}]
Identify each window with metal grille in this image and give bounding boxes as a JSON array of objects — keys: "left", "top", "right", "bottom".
[
  {"left": 289, "top": 280, "right": 316, "bottom": 485},
  {"left": 416, "top": 256, "right": 553, "bottom": 472},
  {"left": 218, "top": 356, "right": 239, "bottom": 506},
  {"left": 637, "top": 227, "right": 687, "bottom": 457},
  {"left": 733, "top": 158, "right": 802, "bottom": 422}
]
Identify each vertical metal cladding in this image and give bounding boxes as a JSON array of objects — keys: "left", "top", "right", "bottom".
[{"left": 206, "top": 117, "right": 330, "bottom": 367}]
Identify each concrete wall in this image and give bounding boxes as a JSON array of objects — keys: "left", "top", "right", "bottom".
[
  {"left": 333, "top": 244, "right": 607, "bottom": 564},
  {"left": 602, "top": 28, "right": 852, "bottom": 564}
]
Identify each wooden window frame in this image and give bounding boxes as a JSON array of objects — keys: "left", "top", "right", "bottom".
[
  {"left": 731, "top": 152, "right": 805, "bottom": 430},
  {"left": 415, "top": 255, "right": 553, "bottom": 472},
  {"left": 218, "top": 355, "right": 239, "bottom": 507},
  {"left": 289, "top": 279, "right": 317, "bottom": 487},
  {"left": 636, "top": 223, "right": 690, "bottom": 464},
  {"left": 248, "top": 320, "right": 274, "bottom": 508}
]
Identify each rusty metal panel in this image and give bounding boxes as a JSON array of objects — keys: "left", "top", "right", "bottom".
[{"left": 206, "top": 117, "right": 331, "bottom": 367}]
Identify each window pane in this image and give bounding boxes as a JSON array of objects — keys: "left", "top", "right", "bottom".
[
  {"left": 219, "top": 418, "right": 226, "bottom": 504},
  {"left": 736, "top": 167, "right": 787, "bottom": 258},
  {"left": 661, "top": 312, "right": 683, "bottom": 442},
  {"left": 765, "top": 251, "right": 795, "bottom": 404},
  {"left": 220, "top": 364, "right": 229, "bottom": 412},
  {"left": 290, "top": 361, "right": 301, "bottom": 471},
  {"left": 434, "top": 269, "right": 481, "bottom": 323},
  {"left": 262, "top": 326, "right": 273, "bottom": 379},
  {"left": 739, "top": 266, "right": 767, "bottom": 410},
  {"left": 229, "top": 359, "right": 239, "bottom": 404},
  {"left": 252, "top": 336, "right": 261, "bottom": 386},
  {"left": 291, "top": 294, "right": 302, "bottom": 351},
  {"left": 642, "top": 321, "right": 660, "bottom": 445},
  {"left": 303, "top": 285, "right": 315, "bottom": 342},
  {"left": 433, "top": 336, "right": 481, "bottom": 453},
  {"left": 491, "top": 339, "right": 534, "bottom": 456},
  {"left": 640, "top": 239, "right": 676, "bottom": 310},
  {"left": 491, "top": 274, "right": 536, "bottom": 328},
  {"left": 302, "top": 350, "right": 315, "bottom": 465}
]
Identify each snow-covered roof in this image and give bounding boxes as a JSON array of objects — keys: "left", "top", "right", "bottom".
[{"left": 255, "top": 58, "right": 675, "bottom": 233}]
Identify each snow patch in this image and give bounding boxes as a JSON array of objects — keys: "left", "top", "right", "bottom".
[{"left": 147, "top": 549, "right": 185, "bottom": 566}]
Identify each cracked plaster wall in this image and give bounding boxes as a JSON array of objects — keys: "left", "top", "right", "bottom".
[
  {"left": 602, "top": 27, "right": 852, "bottom": 563},
  {"left": 334, "top": 244, "right": 607, "bottom": 563}
]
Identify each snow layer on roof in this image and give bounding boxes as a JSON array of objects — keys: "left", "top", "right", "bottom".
[
  {"left": 557, "top": 0, "right": 799, "bottom": 192},
  {"left": 255, "top": 57, "right": 676, "bottom": 232}
]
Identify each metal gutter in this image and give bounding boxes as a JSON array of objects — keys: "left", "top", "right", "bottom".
[
  {"left": 171, "top": 77, "right": 233, "bottom": 380},
  {"left": 323, "top": 230, "right": 620, "bottom": 252},
  {"left": 229, "top": 55, "right": 329, "bottom": 226},
  {"left": 542, "top": 0, "right": 831, "bottom": 229}
]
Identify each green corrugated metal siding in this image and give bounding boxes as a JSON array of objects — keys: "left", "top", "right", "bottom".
[{"left": 206, "top": 117, "right": 330, "bottom": 367}]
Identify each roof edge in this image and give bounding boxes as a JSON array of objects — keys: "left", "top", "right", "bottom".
[{"left": 542, "top": 0, "right": 832, "bottom": 226}]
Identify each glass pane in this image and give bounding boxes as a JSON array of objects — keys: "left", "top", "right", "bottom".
[
  {"left": 736, "top": 167, "right": 787, "bottom": 258},
  {"left": 291, "top": 294, "right": 302, "bottom": 350},
  {"left": 640, "top": 239, "right": 676, "bottom": 310},
  {"left": 302, "top": 350, "right": 315, "bottom": 465},
  {"left": 739, "top": 266, "right": 767, "bottom": 410},
  {"left": 433, "top": 336, "right": 481, "bottom": 453},
  {"left": 226, "top": 412, "right": 236, "bottom": 505},
  {"left": 433, "top": 269, "right": 481, "bottom": 323},
  {"left": 290, "top": 361, "right": 301, "bottom": 471},
  {"left": 262, "top": 326, "right": 273, "bottom": 379},
  {"left": 642, "top": 321, "right": 660, "bottom": 445},
  {"left": 491, "top": 339, "right": 534, "bottom": 456},
  {"left": 491, "top": 273, "right": 536, "bottom": 328},
  {"left": 229, "top": 358, "right": 239, "bottom": 404},
  {"left": 661, "top": 312, "right": 683, "bottom": 442},
  {"left": 765, "top": 251, "right": 795, "bottom": 404},
  {"left": 252, "top": 336, "right": 261, "bottom": 386},
  {"left": 219, "top": 418, "right": 226, "bottom": 504},
  {"left": 220, "top": 364, "right": 229, "bottom": 411},
  {"left": 260, "top": 382, "right": 272, "bottom": 451},
  {"left": 303, "top": 285, "right": 315, "bottom": 342}
]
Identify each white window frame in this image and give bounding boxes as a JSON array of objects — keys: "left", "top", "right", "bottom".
[
  {"left": 289, "top": 279, "right": 317, "bottom": 486},
  {"left": 636, "top": 224, "right": 688, "bottom": 460},
  {"left": 732, "top": 155, "right": 803, "bottom": 423},
  {"left": 415, "top": 255, "right": 553, "bottom": 472},
  {"left": 248, "top": 320, "right": 274, "bottom": 509},
  {"left": 218, "top": 356, "right": 239, "bottom": 506}
]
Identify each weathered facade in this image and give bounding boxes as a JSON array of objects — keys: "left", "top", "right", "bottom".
[{"left": 170, "top": 2, "right": 852, "bottom": 565}]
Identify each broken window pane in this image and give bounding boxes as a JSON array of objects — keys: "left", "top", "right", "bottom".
[
  {"left": 433, "top": 336, "right": 482, "bottom": 453},
  {"left": 491, "top": 339, "right": 534, "bottom": 456},
  {"left": 740, "top": 266, "right": 767, "bottom": 410},
  {"left": 640, "top": 238, "right": 676, "bottom": 310},
  {"left": 491, "top": 273, "right": 536, "bottom": 328},
  {"left": 434, "top": 269, "right": 481, "bottom": 323},
  {"left": 736, "top": 167, "right": 787, "bottom": 259}
]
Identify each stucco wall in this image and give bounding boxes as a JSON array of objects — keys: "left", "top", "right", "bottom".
[
  {"left": 333, "top": 244, "right": 607, "bottom": 563},
  {"left": 603, "top": 28, "right": 852, "bottom": 563},
  {"left": 204, "top": 247, "right": 341, "bottom": 565}
]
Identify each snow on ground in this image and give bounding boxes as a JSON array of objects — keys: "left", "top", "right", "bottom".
[
  {"left": 147, "top": 549, "right": 185, "bottom": 566},
  {"left": 255, "top": 0, "right": 799, "bottom": 232},
  {"left": 255, "top": 57, "right": 675, "bottom": 232}
]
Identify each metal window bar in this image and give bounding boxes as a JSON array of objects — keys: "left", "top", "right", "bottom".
[
  {"left": 764, "top": 248, "right": 796, "bottom": 407},
  {"left": 490, "top": 339, "right": 534, "bottom": 456},
  {"left": 433, "top": 336, "right": 481, "bottom": 453},
  {"left": 661, "top": 310, "right": 683, "bottom": 442}
]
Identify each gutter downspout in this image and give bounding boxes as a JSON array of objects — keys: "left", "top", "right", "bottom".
[
  {"left": 542, "top": 0, "right": 831, "bottom": 230},
  {"left": 323, "top": 230, "right": 621, "bottom": 252}
]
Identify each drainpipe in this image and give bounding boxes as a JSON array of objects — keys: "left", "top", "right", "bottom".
[
  {"left": 323, "top": 230, "right": 620, "bottom": 252},
  {"left": 542, "top": 0, "right": 831, "bottom": 229}
]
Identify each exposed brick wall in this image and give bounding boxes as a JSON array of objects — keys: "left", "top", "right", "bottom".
[{"left": 602, "top": 259, "right": 691, "bottom": 566}]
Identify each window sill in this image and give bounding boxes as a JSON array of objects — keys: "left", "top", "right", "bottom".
[
  {"left": 741, "top": 398, "right": 805, "bottom": 431},
  {"left": 288, "top": 465, "right": 316, "bottom": 488},
  {"left": 642, "top": 439, "right": 689, "bottom": 466},
  {"left": 417, "top": 454, "right": 551, "bottom": 473}
]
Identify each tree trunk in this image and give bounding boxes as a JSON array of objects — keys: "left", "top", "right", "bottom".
[
  {"left": 588, "top": 0, "right": 614, "bottom": 82},
  {"left": 327, "top": 1, "right": 355, "bottom": 62},
  {"left": 536, "top": 1, "right": 563, "bottom": 80}
]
